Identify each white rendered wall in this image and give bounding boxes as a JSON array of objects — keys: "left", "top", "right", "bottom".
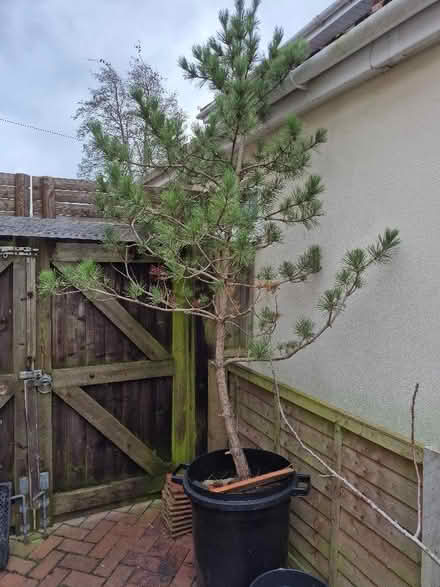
[{"left": 254, "top": 43, "right": 440, "bottom": 447}]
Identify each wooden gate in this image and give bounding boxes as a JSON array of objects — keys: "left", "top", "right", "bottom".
[
  {"left": 0, "top": 171, "right": 202, "bottom": 520},
  {"left": 0, "top": 241, "right": 174, "bottom": 517}
]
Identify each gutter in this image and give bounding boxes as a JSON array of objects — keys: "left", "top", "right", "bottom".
[
  {"left": 268, "top": 0, "right": 438, "bottom": 106},
  {"left": 262, "top": 0, "right": 440, "bottom": 135},
  {"left": 198, "top": 0, "right": 439, "bottom": 126}
]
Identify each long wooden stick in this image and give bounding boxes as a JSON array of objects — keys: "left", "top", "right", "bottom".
[{"left": 209, "top": 466, "right": 294, "bottom": 493}]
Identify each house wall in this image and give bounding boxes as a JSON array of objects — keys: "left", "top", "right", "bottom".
[{"left": 254, "top": 42, "right": 440, "bottom": 448}]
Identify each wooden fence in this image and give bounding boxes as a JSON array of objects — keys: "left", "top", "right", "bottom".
[
  {"left": 0, "top": 171, "right": 204, "bottom": 520},
  {"left": 209, "top": 363, "right": 424, "bottom": 587},
  {"left": 0, "top": 172, "right": 101, "bottom": 219}
]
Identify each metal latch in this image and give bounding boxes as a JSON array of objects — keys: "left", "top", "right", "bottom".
[
  {"left": 0, "top": 247, "right": 38, "bottom": 259},
  {"left": 19, "top": 370, "right": 52, "bottom": 394}
]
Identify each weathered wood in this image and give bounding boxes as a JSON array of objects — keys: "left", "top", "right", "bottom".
[
  {"left": 53, "top": 385, "right": 168, "bottom": 476},
  {"left": 15, "top": 173, "right": 30, "bottom": 216},
  {"left": 0, "top": 185, "right": 15, "bottom": 198},
  {"left": 0, "top": 259, "right": 12, "bottom": 276},
  {"left": 36, "top": 240, "right": 53, "bottom": 490},
  {"left": 24, "top": 379, "right": 41, "bottom": 503},
  {"left": 51, "top": 272, "right": 170, "bottom": 361},
  {"left": 329, "top": 424, "right": 343, "bottom": 587},
  {"left": 0, "top": 388, "right": 15, "bottom": 410},
  {"left": 54, "top": 243, "right": 132, "bottom": 263},
  {"left": 338, "top": 530, "right": 407, "bottom": 587},
  {"left": 55, "top": 190, "right": 97, "bottom": 204},
  {"left": 421, "top": 447, "right": 440, "bottom": 587},
  {"left": 53, "top": 177, "right": 96, "bottom": 192},
  {"left": 13, "top": 258, "right": 27, "bottom": 490},
  {"left": 0, "top": 265, "right": 12, "bottom": 373},
  {"left": 171, "top": 285, "right": 196, "bottom": 463},
  {"left": 0, "top": 199, "right": 15, "bottom": 212},
  {"left": 52, "top": 474, "right": 164, "bottom": 516},
  {"left": 340, "top": 508, "right": 420, "bottom": 586},
  {"left": 53, "top": 359, "right": 175, "bottom": 388},
  {"left": 208, "top": 363, "right": 228, "bottom": 452},
  {"left": 229, "top": 365, "right": 423, "bottom": 462},
  {"left": 55, "top": 202, "right": 98, "bottom": 218},
  {"left": 0, "top": 173, "right": 17, "bottom": 186},
  {"left": 41, "top": 176, "right": 56, "bottom": 218}
]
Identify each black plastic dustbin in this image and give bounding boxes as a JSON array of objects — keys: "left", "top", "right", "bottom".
[
  {"left": 250, "top": 568, "right": 327, "bottom": 587},
  {"left": 174, "top": 449, "right": 311, "bottom": 587}
]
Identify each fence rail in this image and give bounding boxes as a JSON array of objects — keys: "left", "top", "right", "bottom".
[
  {"left": 209, "top": 363, "right": 423, "bottom": 587},
  {"left": 0, "top": 172, "right": 101, "bottom": 220}
]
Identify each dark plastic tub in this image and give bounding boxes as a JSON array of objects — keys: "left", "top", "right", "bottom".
[
  {"left": 250, "top": 568, "right": 327, "bottom": 587},
  {"left": 174, "top": 449, "right": 311, "bottom": 587},
  {"left": 0, "top": 482, "right": 11, "bottom": 570}
]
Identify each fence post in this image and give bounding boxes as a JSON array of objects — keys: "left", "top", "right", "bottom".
[
  {"left": 421, "top": 446, "right": 440, "bottom": 586},
  {"left": 15, "top": 173, "right": 30, "bottom": 216},
  {"left": 171, "top": 282, "right": 197, "bottom": 465},
  {"left": 328, "top": 423, "right": 343, "bottom": 586},
  {"left": 41, "top": 177, "right": 56, "bottom": 218}
]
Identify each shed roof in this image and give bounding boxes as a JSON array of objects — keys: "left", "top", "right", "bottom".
[{"left": 0, "top": 216, "right": 135, "bottom": 242}]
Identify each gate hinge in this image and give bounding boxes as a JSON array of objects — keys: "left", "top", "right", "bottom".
[{"left": 0, "top": 246, "right": 38, "bottom": 258}]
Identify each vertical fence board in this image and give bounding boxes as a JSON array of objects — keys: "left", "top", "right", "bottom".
[{"left": 224, "top": 366, "right": 422, "bottom": 587}]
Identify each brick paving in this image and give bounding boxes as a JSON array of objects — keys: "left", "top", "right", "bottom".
[{"left": 1, "top": 501, "right": 195, "bottom": 587}]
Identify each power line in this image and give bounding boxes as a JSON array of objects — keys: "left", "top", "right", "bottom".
[{"left": 0, "top": 116, "right": 81, "bottom": 141}]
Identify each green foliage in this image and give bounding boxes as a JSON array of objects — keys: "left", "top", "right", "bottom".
[{"left": 50, "top": 0, "right": 398, "bottom": 375}]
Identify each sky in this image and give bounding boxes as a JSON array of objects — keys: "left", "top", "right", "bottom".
[{"left": 0, "top": 0, "right": 331, "bottom": 179}]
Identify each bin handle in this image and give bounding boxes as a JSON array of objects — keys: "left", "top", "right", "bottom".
[
  {"left": 171, "top": 464, "right": 189, "bottom": 486},
  {"left": 292, "top": 473, "right": 311, "bottom": 496}
]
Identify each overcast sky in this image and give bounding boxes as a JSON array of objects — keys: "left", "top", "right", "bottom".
[{"left": 0, "top": 0, "right": 330, "bottom": 179}]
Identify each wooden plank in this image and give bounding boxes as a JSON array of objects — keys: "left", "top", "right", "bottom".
[
  {"left": 54, "top": 243, "right": 134, "bottom": 263},
  {"left": 208, "top": 361, "right": 227, "bottom": 451},
  {"left": 340, "top": 508, "right": 420, "bottom": 586},
  {"left": 338, "top": 554, "right": 377, "bottom": 587},
  {"left": 291, "top": 497, "right": 332, "bottom": 542},
  {"left": 289, "top": 528, "right": 330, "bottom": 580},
  {"left": 0, "top": 199, "right": 15, "bottom": 212},
  {"left": 53, "top": 359, "right": 175, "bottom": 388},
  {"left": 55, "top": 190, "right": 97, "bottom": 204},
  {"left": 229, "top": 364, "right": 423, "bottom": 462},
  {"left": 0, "top": 259, "right": 12, "bottom": 276},
  {"left": 338, "top": 529, "right": 408, "bottom": 587},
  {"left": 329, "top": 424, "right": 343, "bottom": 587},
  {"left": 288, "top": 551, "right": 327, "bottom": 583},
  {"left": 53, "top": 385, "right": 168, "bottom": 476},
  {"left": 52, "top": 474, "right": 164, "bottom": 516},
  {"left": 0, "top": 389, "right": 15, "bottom": 410},
  {"left": 41, "top": 176, "right": 56, "bottom": 218},
  {"left": 171, "top": 282, "right": 196, "bottom": 464},
  {"left": 51, "top": 267, "right": 170, "bottom": 360},
  {"left": 343, "top": 429, "right": 418, "bottom": 483},
  {"left": 36, "top": 240, "right": 53, "bottom": 489},
  {"left": 53, "top": 177, "right": 96, "bottom": 192},
  {"left": 342, "top": 444, "right": 417, "bottom": 509},
  {"left": 24, "top": 379, "right": 40, "bottom": 503},
  {"left": 0, "top": 211, "right": 15, "bottom": 217},
  {"left": 0, "top": 173, "right": 17, "bottom": 186},
  {"left": 0, "top": 186, "right": 15, "bottom": 198},
  {"left": 421, "top": 447, "right": 440, "bottom": 587},
  {"left": 15, "top": 173, "right": 30, "bottom": 216},
  {"left": 289, "top": 513, "right": 330, "bottom": 560},
  {"left": 56, "top": 202, "right": 98, "bottom": 218},
  {"left": 13, "top": 258, "right": 27, "bottom": 490},
  {"left": 341, "top": 466, "right": 418, "bottom": 532}
]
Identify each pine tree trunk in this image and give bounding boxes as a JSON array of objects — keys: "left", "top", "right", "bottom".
[{"left": 215, "top": 291, "right": 251, "bottom": 480}]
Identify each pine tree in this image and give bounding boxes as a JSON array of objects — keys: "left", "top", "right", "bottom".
[{"left": 42, "top": 0, "right": 399, "bottom": 479}]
